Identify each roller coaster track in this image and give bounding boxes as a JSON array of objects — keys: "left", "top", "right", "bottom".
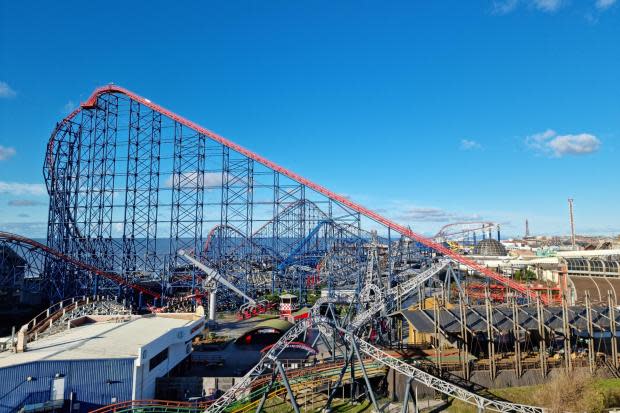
[
  {"left": 352, "top": 336, "right": 542, "bottom": 413},
  {"left": 206, "top": 320, "right": 544, "bottom": 413},
  {"left": 434, "top": 221, "right": 497, "bottom": 242},
  {"left": 86, "top": 258, "right": 544, "bottom": 413},
  {"left": 202, "top": 224, "right": 279, "bottom": 259},
  {"left": 202, "top": 260, "right": 544, "bottom": 413},
  {"left": 0, "top": 231, "right": 160, "bottom": 298},
  {"left": 350, "top": 259, "right": 450, "bottom": 330},
  {"left": 45, "top": 85, "right": 546, "bottom": 303},
  {"left": 90, "top": 400, "right": 210, "bottom": 413}
]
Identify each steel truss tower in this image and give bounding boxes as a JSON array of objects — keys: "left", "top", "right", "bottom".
[{"left": 0, "top": 85, "right": 547, "bottom": 306}]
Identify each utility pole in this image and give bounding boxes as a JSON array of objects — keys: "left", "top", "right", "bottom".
[{"left": 568, "top": 199, "right": 576, "bottom": 250}]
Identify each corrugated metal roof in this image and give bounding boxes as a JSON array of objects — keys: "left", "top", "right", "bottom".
[
  {"left": 0, "top": 358, "right": 133, "bottom": 412},
  {"left": 401, "top": 304, "right": 620, "bottom": 337}
]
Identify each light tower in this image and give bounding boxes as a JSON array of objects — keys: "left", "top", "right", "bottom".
[{"left": 568, "top": 198, "right": 576, "bottom": 249}]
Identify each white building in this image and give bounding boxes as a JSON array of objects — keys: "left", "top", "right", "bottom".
[{"left": 0, "top": 313, "right": 204, "bottom": 412}]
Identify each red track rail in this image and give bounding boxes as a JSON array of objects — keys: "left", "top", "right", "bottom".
[
  {"left": 47, "top": 85, "right": 546, "bottom": 304},
  {"left": 0, "top": 231, "right": 160, "bottom": 298}
]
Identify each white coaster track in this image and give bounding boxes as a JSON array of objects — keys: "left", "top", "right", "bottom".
[
  {"left": 205, "top": 259, "right": 545, "bottom": 413},
  {"left": 352, "top": 336, "right": 542, "bottom": 413}
]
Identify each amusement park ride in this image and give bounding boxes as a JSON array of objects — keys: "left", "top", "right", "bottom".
[{"left": 0, "top": 85, "right": 575, "bottom": 412}]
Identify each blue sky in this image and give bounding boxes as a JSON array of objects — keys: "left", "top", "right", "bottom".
[{"left": 0, "top": 0, "right": 618, "bottom": 238}]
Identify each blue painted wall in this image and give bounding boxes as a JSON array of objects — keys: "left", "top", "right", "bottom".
[{"left": 0, "top": 358, "right": 134, "bottom": 412}]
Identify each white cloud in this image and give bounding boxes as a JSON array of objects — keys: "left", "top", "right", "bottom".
[
  {"left": 533, "top": 0, "right": 563, "bottom": 12},
  {"left": 113, "top": 223, "right": 124, "bottom": 235},
  {"left": 63, "top": 100, "right": 75, "bottom": 113},
  {"left": 493, "top": 0, "right": 520, "bottom": 14},
  {"left": 596, "top": 0, "right": 616, "bottom": 9},
  {"left": 0, "top": 181, "right": 47, "bottom": 196},
  {"left": 492, "top": 0, "right": 564, "bottom": 13},
  {"left": 164, "top": 172, "right": 230, "bottom": 189},
  {"left": 526, "top": 129, "right": 601, "bottom": 157},
  {"left": 0, "top": 81, "right": 16, "bottom": 98},
  {"left": 397, "top": 206, "right": 482, "bottom": 223},
  {"left": 494, "top": 0, "right": 615, "bottom": 14},
  {"left": 0, "top": 146, "right": 16, "bottom": 161},
  {"left": 460, "top": 139, "right": 482, "bottom": 150},
  {"left": 0, "top": 222, "right": 48, "bottom": 238},
  {"left": 8, "top": 199, "right": 47, "bottom": 207}
]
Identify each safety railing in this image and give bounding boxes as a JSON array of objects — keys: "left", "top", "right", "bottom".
[{"left": 90, "top": 399, "right": 213, "bottom": 413}]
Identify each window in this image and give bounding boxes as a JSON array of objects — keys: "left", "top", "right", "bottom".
[{"left": 149, "top": 348, "right": 169, "bottom": 371}]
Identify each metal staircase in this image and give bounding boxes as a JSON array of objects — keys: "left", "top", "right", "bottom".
[{"left": 20, "top": 296, "right": 130, "bottom": 345}]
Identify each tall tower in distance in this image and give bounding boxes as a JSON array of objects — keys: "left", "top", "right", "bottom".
[
  {"left": 525, "top": 219, "right": 530, "bottom": 238},
  {"left": 568, "top": 198, "right": 576, "bottom": 249}
]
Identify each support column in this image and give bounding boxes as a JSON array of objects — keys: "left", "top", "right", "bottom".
[
  {"left": 400, "top": 377, "right": 414, "bottom": 413},
  {"left": 434, "top": 295, "right": 442, "bottom": 371},
  {"left": 609, "top": 291, "right": 618, "bottom": 369},
  {"left": 585, "top": 291, "right": 595, "bottom": 373},
  {"left": 324, "top": 347, "right": 354, "bottom": 412},
  {"left": 512, "top": 298, "right": 522, "bottom": 378},
  {"left": 209, "top": 290, "right": 217, "bottom": 322},
  {"left": 276, "top": 361, "right": 300, "bottom": 413},
  {"left": 536, "top": 294, "right": 547, "bottom": 378},
  {"left": 255, "top": 368, "right": 279, "bottom": 413},
  {"left": 485, "top": 288, "right": 495, "bottom": 380},
  {"left": 350, "top": 344, "right": 356, "bottom": 403},
  {"left": 398, "top": 286, "right": 403, "bottom": 348},
  {"left": 562, "top": 293, "right": 572, "bottom": 371},
  {"left": 459, "top": 293, "right": 470, "bottom": 380},
  {"left": 350, "top": 338, "right": 380, "bottom": 412}
]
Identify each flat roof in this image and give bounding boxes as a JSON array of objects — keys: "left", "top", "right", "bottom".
[
  {"left": 254, "top": 319, "right": 293, "bottom": 331},
  {"left": 0, "top": 315, "right": 195, "bottom": 369}
]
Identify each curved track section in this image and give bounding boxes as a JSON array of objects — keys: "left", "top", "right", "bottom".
[
  {"left": 434, "top": 221, "right": 498, "bottom": 243},
  {"left": 0, "top": 231, "right": 159, "bottom": 298}
]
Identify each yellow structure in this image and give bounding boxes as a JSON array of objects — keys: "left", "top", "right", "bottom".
[{"left": 406, "top": 296, "right": 453, "bottom": 346}]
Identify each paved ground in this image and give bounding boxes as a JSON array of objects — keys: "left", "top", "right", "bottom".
[{"left": 186, "top": 312, "right": 317, "bottom": 377}]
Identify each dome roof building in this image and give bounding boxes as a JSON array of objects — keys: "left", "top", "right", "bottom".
[{"left": 473, "top": 238, "right": 508, "bottom": 256}]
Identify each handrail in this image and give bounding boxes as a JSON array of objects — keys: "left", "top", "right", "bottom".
[
  {"left": 21, "top": 295, "right": 127, "bottom": 342},
  {"left": 23, "top": 295, "right": 115, "bottom": 333}
]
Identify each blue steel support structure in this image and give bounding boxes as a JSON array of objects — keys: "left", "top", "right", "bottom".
[{"left": 0, "top": 85, "right": 545, "bottom": 309}]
